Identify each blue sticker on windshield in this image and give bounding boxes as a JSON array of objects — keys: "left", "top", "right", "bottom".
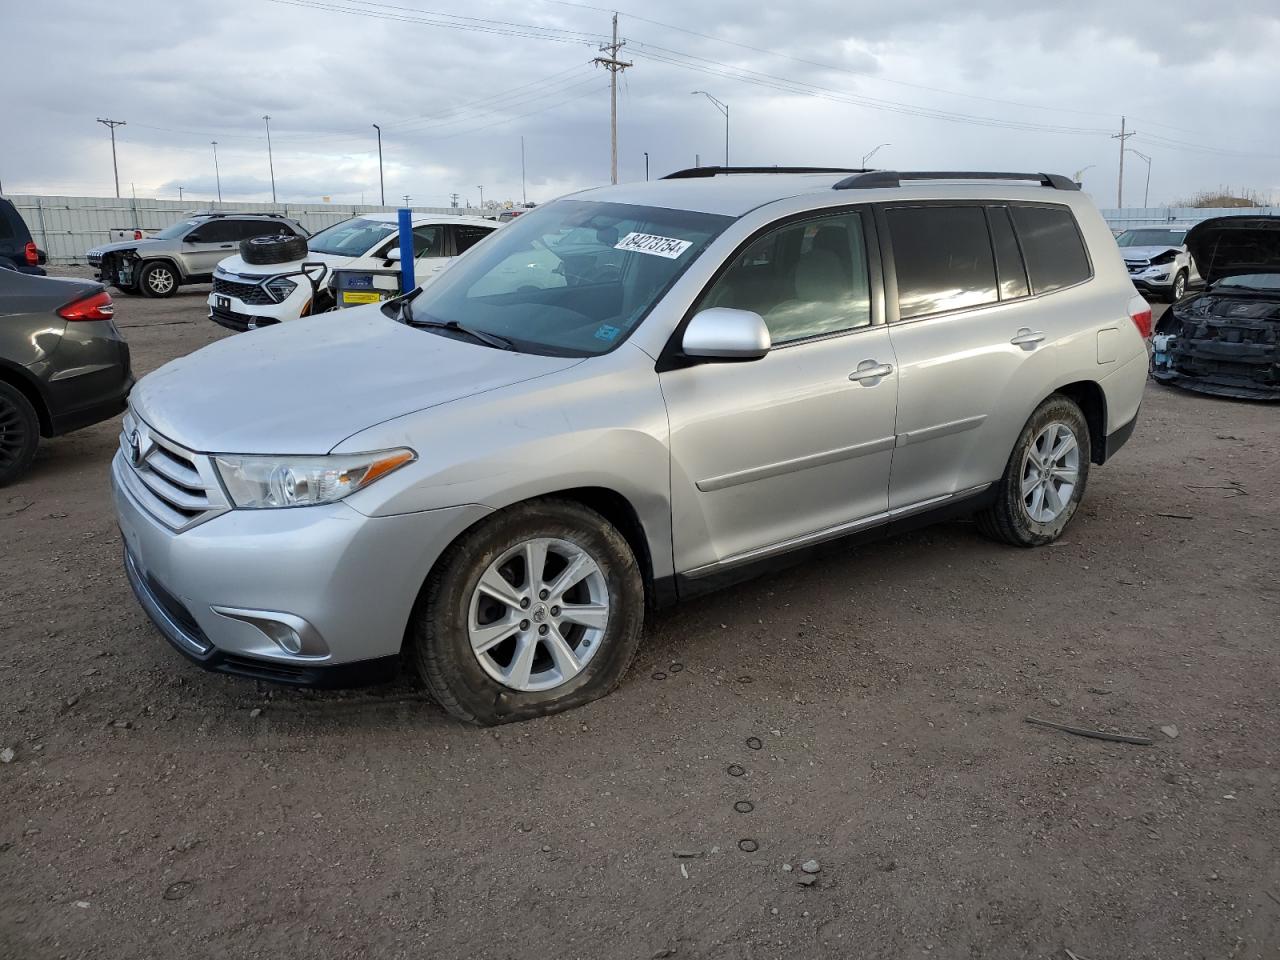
[{"left": 594, "top": 324, "right": 621, "bottom": 342}]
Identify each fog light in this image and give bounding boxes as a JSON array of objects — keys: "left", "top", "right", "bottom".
[{"left": 210, "top": 606, "right": 329, "bottom": 658}]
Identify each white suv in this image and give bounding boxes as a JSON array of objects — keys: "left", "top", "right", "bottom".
[
  {"left": 117, "top": 168, "right": 1150, "bottom": 725},
  {"left": 1115, "top": 226, "right": 1199, "bottom": 301},
  {"left": 207, "top": 213, "right": 498, "bottom": 331}
]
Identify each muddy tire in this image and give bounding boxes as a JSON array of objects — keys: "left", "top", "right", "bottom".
[
  {"left": 976, "top": 395, "right": 1091, "bottom": 548},
  {"left": 409, "top": 498, "right": 645, "bottom": 726},
  {"left": 0, "top": 381, "right": 40, "bottom": 487},
  {"left": 239, "top": 234, "right": 308, "bottom": 265},
  {"left": 138, "top": 261, "right": 179, "bottom": 298}
]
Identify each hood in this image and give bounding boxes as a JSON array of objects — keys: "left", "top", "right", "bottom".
[
  {"left": 130, "top": 306, "right": 582, "bottom": 454},
  {"left": 1186, "top": 216, "right": 1280, "bottom": 285},
  {"left": 1120, "top": 244, "right": 1182, "bottom": 261},
  {"left": 87, "top": 237, "right": 168, "bottom": 256},
  {"left": 215, "top": 250, "right": 354, "bottom": 278}
]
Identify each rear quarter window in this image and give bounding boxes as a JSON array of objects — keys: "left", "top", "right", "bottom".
[{"left": 1010, "top": 205, "right": 1091, "bottom": 294}]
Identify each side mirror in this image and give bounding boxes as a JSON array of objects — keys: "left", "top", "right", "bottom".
[
  {"left": 384, "top": 247, "right": 403, "bottom": 262},
  {"left": 185, "top": 233, "right": 204, "bottom": 243},
  {"left": 681, "top": 308, "right": 771, "bottom": 361}
]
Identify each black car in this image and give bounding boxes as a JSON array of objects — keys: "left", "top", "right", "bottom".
[
  {"left": 0, "top": 195, "right": 48, "bottom": 275},
  {"left": 1152, "top": 216, "right": 1280, "bottom": 400},
  {"left": 0, "top": 270, "right": 132, "bottom": 484}
]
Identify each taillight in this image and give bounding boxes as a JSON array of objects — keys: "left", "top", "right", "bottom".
[
  {"left": 24, "top": 241, "right": 38, "bottom": 266},
  {"left": 57, "top": 290, "right": 115, "bottom": 321},
  {"left": 133, "top": 230, "right": 143, "bottom": 241},
  {"left": 1128, "top": 294, "right": 1153, "bottom": 339}
]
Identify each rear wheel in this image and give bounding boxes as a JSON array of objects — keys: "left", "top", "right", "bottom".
[
  {"left": 976, "top": 395, "right": 1090, "bottom": 547},
  {"left": 0, "top": 381, "right": 40, "bottom": 487},
  {"left": 139, "top": 261, "right": 178, "bottom": 298},
  {"left": 409, "top": 499, "right": 645, "bottom": 725}
]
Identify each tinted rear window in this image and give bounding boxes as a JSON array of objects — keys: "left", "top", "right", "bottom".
[
  {"left": 887, "top": 206, "right": 998, "bottom": 319},
  {"left": 1010, "top": 205, "right": 1091, "bottom": 294},
  {"left": 0, "top": 200, "right": 27, "bottom": 243},
  {"left": 988, "top": 206, "right": 1029, "bottom": 299}
]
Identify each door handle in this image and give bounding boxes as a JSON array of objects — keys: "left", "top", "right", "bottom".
[
  {"left": 219, "top": 244, "right": 233, "bottom": 249},
  {"left": 848, "top": 360, "right": 893, "bottom": 383},
  {"left": 1010, "top": 328, "right": 1046, "bottom": 348}
]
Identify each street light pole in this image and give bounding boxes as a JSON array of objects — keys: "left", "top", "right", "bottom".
[
  {"left": 211, "top": 141, "right": 222, "bottom": 202},
  {"left": 478, "top": 185, "right": 484, "bottom": 209},
  {"left": 644, "top": 151, "right": 649, "bottom": 181},
  {"left": 861, "top": 143, "right": 889, "bottom": 167},
  {"left": 178, "top": 186, "right": 184, "bottom": 202},
  {"left": 372, "top": 124, "right": 384, "bottom": 206},
  {"left": 1073, "top": 164, "right": 1095, "bottom": 187},
  {"left": 96, "top": 118, "right": 126, "bottom": 198},
  {"left": 1127, "top": 149, "right": 1153, "bottom": 207},
  {"left": 263, "top": 115, "right": 277, "bottom": 204},
  {"left": 521, "top": 136, "right": 527, "bottom": 205},
  {"left": 691, "top": 91, "right": 729, "bottom": 166}
]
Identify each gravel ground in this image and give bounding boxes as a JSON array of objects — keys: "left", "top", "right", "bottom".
[{"left": 1, "top": 273, "right": 1278, "bottom": 960}]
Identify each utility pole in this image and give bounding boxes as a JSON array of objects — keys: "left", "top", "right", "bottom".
[
  {"left": 450, "top": 192, "right": 460, "bottom": 209},
  {"left": 1111, "top": 116, "right": 1136, "bottom": 208},
  {"left": 691, "top": 91, "right": 729, "bottom": 166},
  {"left": 372, "top": 124, "right": 385, "bottom": 206},
  {"left": 520, "top": 136, "right": 527, "bottom": 205},
  {"left": 644, "top": 151, "right": 649, "bottom": 181},
  {"left": 593, "top": 12, "right": 632, "bottom": 184},
  {"left": 211, "top": 141, "right": 222, "bottom": 202},
  {"left": 402, "top": 194, "right": 411, "bottom": 207},
  {"left": 1127, "top": 149, "right": 1152, "bottom": 208},
  {"left": 263, "top": 115, "right": 277, "bottom": 204},
  {"left": 178, "top": 186, "right": 184, "bottom": 202},
  {"left": 478, "top": 185, "right": 484, "bottom": 209},
  {"left": 96, "top": 118, "right": 126, "bottom": 198}
]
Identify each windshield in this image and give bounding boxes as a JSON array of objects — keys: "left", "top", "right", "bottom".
[
  {"left": 1117, "top": 228, "right": 1186, "bottom": 248},
  {"left": 308, "top": 217, "right": 398, "bottom": 256},
  {"left": 1215, "top": 273, "right": 1280, "bottom": 291},
  {"left": 400, "top": 200, "right": 732, "bottom": 356},
  {"left": 153, "top": 219, "right": 202, "bottom": 240}
]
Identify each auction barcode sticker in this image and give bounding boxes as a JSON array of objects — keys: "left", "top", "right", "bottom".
[{"left": 614, "top": 232, "right": 693, "bottom": 259}]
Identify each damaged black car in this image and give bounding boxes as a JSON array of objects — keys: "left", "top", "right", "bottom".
[{"left": 1152, "top": 216, "right": 1280, "bottom": 400}]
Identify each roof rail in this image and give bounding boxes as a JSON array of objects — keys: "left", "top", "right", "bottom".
[
  {"left": 189, "top": 211, "right": 292, "bottom": 218},
  {"left": 663, "top": 166, "right": 869, "bottom": 180},
  {"left": 833, "top": 171, "right": 1080, "bottom": 191}
]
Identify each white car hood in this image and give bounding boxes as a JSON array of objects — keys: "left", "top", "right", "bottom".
[
  {"left": 1120, "top": 244, "right": 1181, "bottom": 261},
  {"left": 131, "top": 306, "right": 582, "bottom": 454}
]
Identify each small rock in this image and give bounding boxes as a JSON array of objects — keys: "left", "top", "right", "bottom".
[
  {"left": 1048, "top": 698, "right": 1062, "bottom": 707},
  {"left": 249, "top": 708, "right": 262, "bottom": 718},
  {"left": 111, "top": 720, "right": 131, "bottom": 730},
  {"left": 796, "top": 875, "right": 818, "bottom": 887},
  {"left": 800, "top": 859, "right": 820, "bottom": 875},
  {"left": 541, "top": 845, "right": 551, "bottom": 853},
  {"left": 83, "top": 668, "right": 98, "bottom": 677},
  {"left": 672, "top": 850, "right": 702, "bottom": 859},
  {"left": 781, "top": 863, "right": 793, "bottom": 872},
  {"left": 1160, "top": 724, "right": 1179, "bottom": 740},
  {"left": 770, "top": 908, "right": 779, "bottom": 915},
  {"left": 73, "top": 901, "right": 90, "bottom": 909},
  {"left": 0, "top": 747, "right": 15, "bottom": 764}
]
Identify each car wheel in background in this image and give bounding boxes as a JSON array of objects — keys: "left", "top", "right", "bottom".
[
  {"left": 1171, "top": 270, "right": 1188, "bottom": 301},
  {"left": 409, "top": 498, "right": 645, "bottom": 726},
  {"left": 0, "top": 381, "right": 40, "bottom": 487},
  {"left": 138, "top": 261, "right": 178, "bottom": 298},
  {"left": 976, "top": 395, "right": 1091, "bottom": 548},
  {"left": 240, "top": 234, "right": 308, "bottom": 265}
]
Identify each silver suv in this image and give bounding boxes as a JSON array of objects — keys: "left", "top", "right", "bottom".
[
  {"left": 113, "top": 168, "right": 1150, "bottom": 724},
  {"left": 87, "top": 213, "right": 306, "bottom": 298}
]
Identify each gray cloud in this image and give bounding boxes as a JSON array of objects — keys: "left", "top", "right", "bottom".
[{"left": 7, "top": 0, "right": 1280, "bottom": 208}]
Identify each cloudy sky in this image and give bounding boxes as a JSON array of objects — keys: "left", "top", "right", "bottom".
[{"left": 6, "top": 0, "right": 1280, "bottom": 210}]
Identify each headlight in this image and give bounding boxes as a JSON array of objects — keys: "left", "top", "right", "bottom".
[
  {"left": 213, "top": 449, "right": 415, "bottom": 508},
  {"left": 265, "top": 276, "right": 298, "bottom": 302},
  {"left": 1150, "top": 250, "right": 1178, "bottom": 266}
]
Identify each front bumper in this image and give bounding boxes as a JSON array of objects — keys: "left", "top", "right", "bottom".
[{"left": 112, "top": 451, "right": 491, "bottom": 684}]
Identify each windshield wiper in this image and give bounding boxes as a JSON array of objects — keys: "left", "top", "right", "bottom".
[{"left": 397, "top": 298, "right": 514, "bottom": 351}]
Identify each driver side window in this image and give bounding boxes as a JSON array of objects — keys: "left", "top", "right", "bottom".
[{"left": 696, "top": 212, "right": 871, "bottom": 345}]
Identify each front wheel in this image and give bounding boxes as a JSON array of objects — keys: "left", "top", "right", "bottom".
[
  {"left": 1170, "top": 270, "right": 1188, "bottom": 301},
  {"left": 409, "top": 499, "right": 645, "bottom": 725},
  {"left": 976, "top": 395, "right": 1091, "bottom": 547},
  {"left": 138, "top": 261, "right": 178, "bottom": 298}
]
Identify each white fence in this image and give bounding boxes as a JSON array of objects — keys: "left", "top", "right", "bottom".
[
  {"left": 8, "top": 194, "right": 463, "bottom": 264},
  {"left": 1099, "top": 206, "right": 1280, "bottom": 230}
]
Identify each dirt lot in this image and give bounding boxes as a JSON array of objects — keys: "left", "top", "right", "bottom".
[{"left": 1, "top": 272, "right": 1278, "bottom": 960}]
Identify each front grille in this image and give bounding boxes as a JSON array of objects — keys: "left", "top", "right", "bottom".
[
  {"left": 117, "top": 409, "right": 230, "bottom": 532},
  {"left": 213, "top": 275, "right": 274, "bottom": 305},
  {"left": 1125, "top": 260, "right": 1148, "bottom": 273}
]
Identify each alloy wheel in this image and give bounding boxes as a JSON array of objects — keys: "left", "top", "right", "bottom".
[
  {"left": 148, "top": 267, "right": 175, "bottom": 294},
  {"left": 0, "top": 396, "right": 28, "bottom": 470},
  {"left": 467, "top": 537, "right": 610, "bottom": 692},
  {"left": 1173, "top": 273, "right": 1187, "bottom": 299},
  {"left": 1020, "top": 421, "right": 1080, "bottom": 523}
]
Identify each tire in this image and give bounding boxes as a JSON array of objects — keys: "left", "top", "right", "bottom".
[
  {"left": 1170, "top": 269, "right": 1188, "bottom": 302},
  {"left": 409, "top": 498, "right": 645, "bottom": 726},
  {"left": 976, "top": 395, "right": 1091, "bottom": 548},
  {"left": 239, "top": 234, "right": 308, "bottom": 265},
  {"left": 0, "top": 381, "right": 40, "bottom": 487},
  {"left": 138, "top": 260, "right": 179, "bottom": 298}
]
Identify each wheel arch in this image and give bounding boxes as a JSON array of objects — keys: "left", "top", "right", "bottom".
[
  {"left": 1052, "top": 379, "right": 1107, "bottom": 464},
  {"left": 0, "top": 360, "right": 52, "bottom": 436},
  {"left": 137, "top": 256, "right": 186, "bottom": 283}
]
